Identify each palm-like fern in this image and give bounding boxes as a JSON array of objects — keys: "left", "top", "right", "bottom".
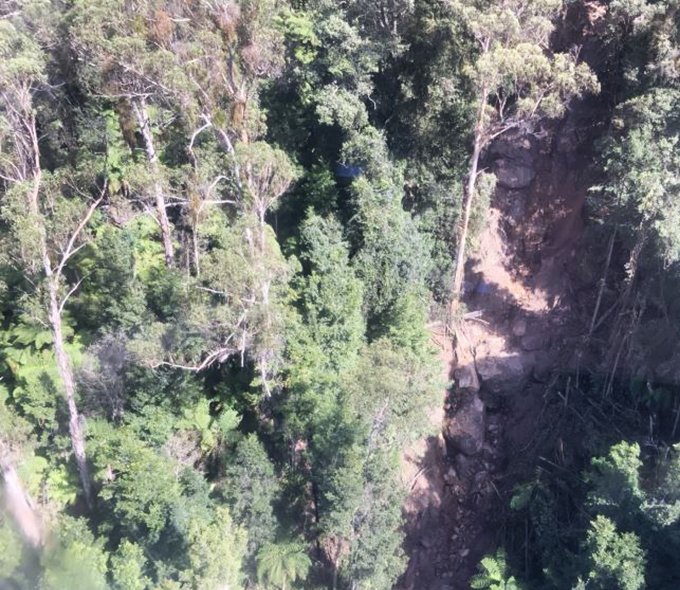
[
  {"left": 470, "top": 549, "right": 523, "bottom": 590},
  {"left": 257, "top": 541, "right": 312, "bottom": 590}
]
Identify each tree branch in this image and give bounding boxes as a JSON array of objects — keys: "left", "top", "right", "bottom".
[
  {"left": 54, "top": 184, "right": 106, "bottom": 279},
  {"left": 58, "top": 273, "right": 90, "bottom": 315}
]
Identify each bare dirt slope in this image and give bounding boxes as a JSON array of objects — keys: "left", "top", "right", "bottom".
[
  {"left": 399, "top": 67, "right": 607, "bottom": 588},
  {"left": 398, "top": 3, "right": 613, "bottom": 588}
]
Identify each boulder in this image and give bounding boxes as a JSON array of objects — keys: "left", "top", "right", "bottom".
[
  {"left": 512, "top": 318, "right": 527, "bottom": 337},
  {"left": 475, "top": 352, "right": 524, "bottom": 383},
  {"left": 455, "top": 362, "right": 480, "bottom": 393},
  {"left": 488, "top": 135, "right": 536, "bottom": 164},
  {"left": 473, "top": 335, "right": 527, "bottom": 394},
  {"left": 493, "top": 158, "right": 536, "bottom": 189},
  {"left": 444, "top": 393, "right": 485, "bottom": 457},
  {"left": 421, "top": 534, "right": 437, "bottom": 549},
  {"left": 454, "top": 340, "right": 480, "bottom": 393},
  {"left": 443, "top": 467, "right": 457, "bottom": 485},
  {"left": 506, "top": 195, "right": 526, "bottom": 226},
  {"left": 521, "top": 334, "right": 548, "bottom": 351}
]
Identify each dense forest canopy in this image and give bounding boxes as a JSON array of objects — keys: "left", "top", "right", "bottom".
[{"left": 1, "top": 1, "right": 680, "bottom": 589}]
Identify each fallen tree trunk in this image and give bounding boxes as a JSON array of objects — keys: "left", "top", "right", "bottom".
[{"left": 0, "top": 450, "right": 43, "bottom": 547}]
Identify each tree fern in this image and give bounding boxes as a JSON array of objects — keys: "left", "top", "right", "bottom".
[
  {"left": 257, "top": 541, "right": 312, "bottom": 590},
  {"left": 470, "top": 550, "right": 523, "bottom": 590}
]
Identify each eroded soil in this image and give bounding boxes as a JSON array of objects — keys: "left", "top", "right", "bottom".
[{"left": 398, "top": 15, "right": 610, "bottom": 582}]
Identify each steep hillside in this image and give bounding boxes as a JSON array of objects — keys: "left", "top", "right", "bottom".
[{"left": 400, "top": 5, "right": 614, "bottom": 588}]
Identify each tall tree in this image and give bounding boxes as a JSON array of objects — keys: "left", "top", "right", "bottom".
[
  {"left": 447, "top": 0, "right": 599, "bottom": 298},
  {"left": 0, "top": 7, "right": 103, "bottom": 507},
  {"left": 67, "top": 0, "right": 185, "bottom": 267},
  {"left": 598, "top": 89, "right": 680, "bottom": 301}
]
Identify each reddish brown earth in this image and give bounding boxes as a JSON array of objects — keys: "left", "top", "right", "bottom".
[{"left": 397, "top": 9, "right": 611, "bottom": 581}]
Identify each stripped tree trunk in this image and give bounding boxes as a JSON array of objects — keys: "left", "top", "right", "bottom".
[
  {"left": 452, "top": 87, "right": 488, "bottom": 303},
  {"left": 132, "top": 97, "right": 174, "bottom": 267},
  {"left": 26, "top": 133, "right": 94, "bottom": 508},
  {"left": 452, "top": 131, "right": 484, "bottom": 299},
  {"left": 620, "top": 227, "right": 647, "bottom": 314},
  {"left": 4, "top": 61, "right": 98, "bottom": 511},
  {"left": 0, "top": 448, "right": 43, "bottom": 547},
  {"left": 48, "top": 280, "right": 93, "bottom": 508},
  {"left": 192, "top": 229, "right": 201, "bottom": 277},
  {"left": 587, "top": 226, "right": 617, "bottom": 341}
]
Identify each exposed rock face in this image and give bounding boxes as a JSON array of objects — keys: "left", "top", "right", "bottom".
[
  {"left": 475, "top": 337, "right": 526, "bottom": 393},
  {"left": 453, "top": 333, "right": 481, "bottom": 393},
  {"left": 493, "top": 158, "right": 536, "bottom": 189},
  {"left": 444, "top": 392, "right": 485, "bottom": 457},
  {"left": 401, "top": 5, "right": 612, "bottom": 589},
  {"left": 489, "top": 135, "right": 538, "bottom": 189},
  {"left": 455, "top": 363, "right": 480, "bottom": 392},
  {"left": 488, "top": 136, "right": 537, "bottom": 163}
]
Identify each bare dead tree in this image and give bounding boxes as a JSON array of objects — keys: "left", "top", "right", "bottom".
[
  {"left": 130, "top": 96, "right": 175, "bottom": 267},
  {"left": 0, "top": 49, "right": 103, "bottom": 508}
]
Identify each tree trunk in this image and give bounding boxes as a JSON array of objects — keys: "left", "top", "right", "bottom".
[
  {"left": 48, "top": 280, "right": 93, "bottom": 509},
  {"left": 606, "top": 226, "right": 647, "bottom": 368},
  {"left": 620, "top": 227, "right": 647, "bottom": 312},
  {"left": 132, "top": 98, "right": 174, "bottom": 267},
  {"left": 0, "top": 451, "right": 43, "bottom": 547},
  {"left": 587, "top": 226, "right": 617, "bottom": 341},
  {"left": 452, "top": 88, "right": 488, "bottom": 303},
  {"left": 257, "top": 208, "right": 273, "bottom": 395},
  {"left": 452, "top": 131, "right": 484, "bottom": 299},
  {"left": 192, "top": 228, "right": 200, "bottom": 277},
  {"left": 24, "top": 116, "right": 94, "bottom": 509}
]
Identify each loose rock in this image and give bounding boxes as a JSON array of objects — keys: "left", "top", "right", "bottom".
[{"left": 444, "top": 393, "right": 485, "bottom": 457}]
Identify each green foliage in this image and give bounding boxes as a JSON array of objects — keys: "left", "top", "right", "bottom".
[
  {"left": 177, "top": 399, "right": 240, "bottom": 454},
  {"left": 297, "top": 212, "right": 365, "bottom": 375},
  {"left": 74, "top": 223, "right": 150, "bottom": 332},
  {"left": 598, "top": 88, "right": 680, "bottom": 263},
  {"left": 279, "top": 9, "right": 321, "bottom": 69},
  {"left": 0, "top": 3, "right": 629, "bottom": 590},
  {"left": 345, "top": 131, "right": 433, "bottom": 316},
  {"left": 223, "top": 434, "right": 278, "bottom": 570},
  {"left": 179, "top": 506, "right": 246, "bottom": 590},
  {"left": 45, "top": 463, "right": 79, "bottom": 508},
  {"left": 257, "top": 540, "right": 311, "bottom": 590},
  {"left": 644, "top": 444, "right": 680, "bottom": 527},
  {"left": 110, "top": 540, "right": 149, "bottom": 590},
  {"left": 337, "top": 447, "right": 407, "bottom": 590},
  {"left": 40, "top": 516, "right": 109, "bottom": 590},
  {"left": 347, "top": 335, "right": 442, "bottom": 447},
  {"left": 0, "top": 516, "right": 24, "bottom": 581},
  {"left": 450, "top": 0, "right": 599, "bottom": 127},
  {"left": 585, "top": 516, "right": 646, "bottom": 590},
  {"left": 0, "top": 315, "right": 83, "bottom": 430},
  {"left": 282, "top": 211, "right": 366, "bottom": 443},
  {"left": 90, "top": 421, "right": 183, "bottom": 543},
  {"left": 471, "top": 550, "right": 523, "bottom": 590},
  {"left": 506, "top": 440, "right": 680, "bottom": 590},
  {"left": 588, "top": 441, "right": 644, "bottom": 515}
]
